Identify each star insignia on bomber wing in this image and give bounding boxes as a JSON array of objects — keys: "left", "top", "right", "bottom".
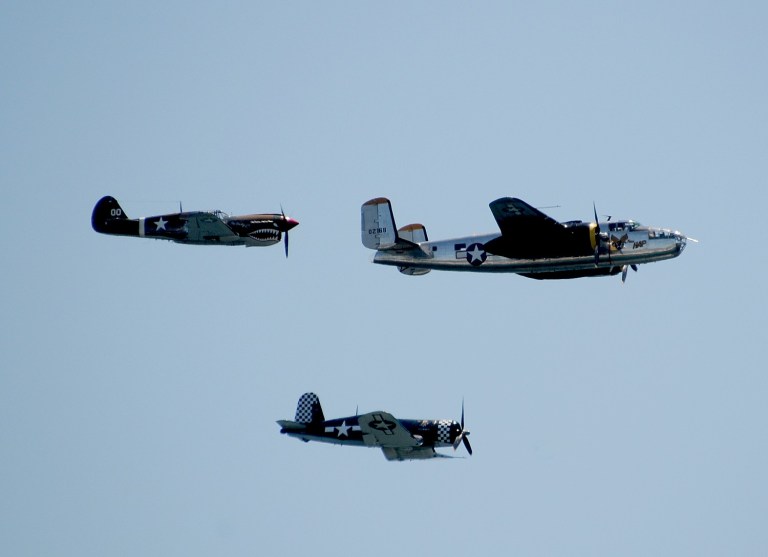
[
  {"left": 154, "top": 217, "right": 168, "bottom": 231},
  {"left": 336, "top": 421, "right": 351, "bottom": 437},
  {"left": 466, "top": 243, "right": 487, "bottom": 266}
]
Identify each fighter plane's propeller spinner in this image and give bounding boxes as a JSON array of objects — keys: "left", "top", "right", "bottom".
[{"left": 453, "top": 400, "right": 472, "bottom": 456}]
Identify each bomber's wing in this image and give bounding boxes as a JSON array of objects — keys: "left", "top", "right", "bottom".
[
  {"left": 358, "top": 411, "right": 421, "bottom": 449},
  {"left": 484, "top": 197, "right": 572, "bottom": 259},
  {"left": 184, "top": 212, "right": 238, "bottom": 242},
  {"left": 489, "top": 197, "right": 564, "bottom": 236}
]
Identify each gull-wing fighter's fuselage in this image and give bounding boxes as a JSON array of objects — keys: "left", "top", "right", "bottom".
[
  {"left": 92, "top": 196, "right": 299, "bottom": 250},
  {"left": 362, "top": 197, "right": 692, "bottom": 280}
]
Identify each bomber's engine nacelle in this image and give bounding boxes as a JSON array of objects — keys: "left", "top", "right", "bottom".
[{"left": 398, "top": 266, "right": 431, "bottom": 276}]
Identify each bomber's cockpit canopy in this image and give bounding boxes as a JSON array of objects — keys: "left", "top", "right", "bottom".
[{"left": 606, "top": 220, "right": 642, "bottom": 232}]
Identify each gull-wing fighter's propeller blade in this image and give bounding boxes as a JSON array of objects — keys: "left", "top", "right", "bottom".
[{"left": 453, "top": 400, "right": 472, "bottom": 456}]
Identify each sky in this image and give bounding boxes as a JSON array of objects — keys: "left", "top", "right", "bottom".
[{"left": 2, "top": 2, "right": 767, "bottom": 555}]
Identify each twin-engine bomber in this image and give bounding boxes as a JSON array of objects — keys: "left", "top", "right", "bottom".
[
  {"left": 278, "top": 393, "right": 472, "bottom": 461},
  {"left": 92, "top": 196, "right": 299, "bottom": 255},
  {"left": 362, "top": 196, "right": 695, "bottom": 281}
]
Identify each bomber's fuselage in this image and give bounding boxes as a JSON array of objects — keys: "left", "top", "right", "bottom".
[{"left": 373, "top": 221, "right": 687, "bottom": 278}]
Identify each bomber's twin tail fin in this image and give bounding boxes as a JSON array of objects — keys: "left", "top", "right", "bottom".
[
  {"left": 295, "top": 393, "right": 325, "bottom": 424},
  {"left": 398, "top": 223, "right": 428, "bottom": 244},
  {"left": 362, "top": 197, "right": 398, "bottom": 249},
  {"left": 361, "top": 197, "right": 425, "bottom": 252}
]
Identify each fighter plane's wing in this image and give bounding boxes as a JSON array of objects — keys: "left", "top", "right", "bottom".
[
  {"left": 358, "top": 411, "right": 421, "bottom": 449},
  {"left": 381, "top": 446, "right": 441, "bottom": 461},
  {"left": 184, "top": 212, "right": 238, "bottom": 241}
]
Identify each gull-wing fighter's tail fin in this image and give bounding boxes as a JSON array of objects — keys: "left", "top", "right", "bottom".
[
  {"left": 294, "top": 393, "right": 325, "bottom": 424},
  {"left": 91, "top": 196, "right": 139, "bottom": 236}
]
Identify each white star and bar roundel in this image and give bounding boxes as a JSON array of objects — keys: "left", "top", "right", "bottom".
[{"left": 466, "top": 243, "right": 487, "bottom": 266}]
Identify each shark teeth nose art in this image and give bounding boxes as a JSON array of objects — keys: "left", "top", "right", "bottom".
[{"left": 250, "top": 229, "right": 280, "bottom": 241}]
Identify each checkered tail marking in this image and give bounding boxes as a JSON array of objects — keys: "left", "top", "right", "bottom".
[{"left": 295, "top": 393, "right": 325, "bottom": 424}]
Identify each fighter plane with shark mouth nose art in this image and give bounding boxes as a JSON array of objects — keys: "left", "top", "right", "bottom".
[
  {"left": 278, "top": 393, "right": 472, "bottom": 461},
  {"left": 92, "top": 196, "right": 299, "bottom": 255},
  {"left": 362, "top": 197, "right": 696, "bottom": 281}
]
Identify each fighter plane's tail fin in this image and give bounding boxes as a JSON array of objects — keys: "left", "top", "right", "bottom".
[
  {"left": 91, "top": 196, "right": 139, "bottom": 236},
  {"left": 294, "top": 393, "right": 325, "bottom": 424}
]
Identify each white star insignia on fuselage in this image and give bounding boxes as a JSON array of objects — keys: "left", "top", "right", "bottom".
[
  {"left": 468, "top": 245, "right": 485, "bottom": 263},
  {"left": 336, "top": 421, "right": 351, "bottom": 437},
  {"left": 155, "top": 217, "right": 167, "bottom": 231}
]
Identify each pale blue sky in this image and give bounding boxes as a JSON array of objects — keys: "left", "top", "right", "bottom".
[{"left": 2, "top": 2, "right": 767, "bottom": 555}]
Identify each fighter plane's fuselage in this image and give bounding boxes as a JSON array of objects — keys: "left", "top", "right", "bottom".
[
  {"left": 373, "top": 223, "right": 687, "bottom": 278},
  {"left": 91, "top": 196, "right": 298, "bottom": 248},
  {"left": 280, "top": 415, "right": 460, "bottom": 449}
]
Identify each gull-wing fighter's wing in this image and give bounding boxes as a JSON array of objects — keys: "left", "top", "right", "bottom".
[
  {"left": 183, "top": 212, "right": 238, "bottom": 242},
  {"left": 484, "top": 197, "right": 592, "bottom": 259},
  {"left": 381, "top": 447, "right": 442, "bottom": 461},
  {"left": 358, "top": 411, "right": 421, "bottom": 449}
]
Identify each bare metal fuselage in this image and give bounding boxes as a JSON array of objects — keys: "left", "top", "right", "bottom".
[{"left": 373, "top": 226, "right": 687, "bottom": 277}]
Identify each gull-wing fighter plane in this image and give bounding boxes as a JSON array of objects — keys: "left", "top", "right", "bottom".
[
  {"left": 92, "top": 196, "right": 299, "bottom": 255},
  {"left": 277, "top": 393, "right": 472, "bottom": 461},
  {"left": 362, "top": 197, "right": 695, "bottom": 281}
]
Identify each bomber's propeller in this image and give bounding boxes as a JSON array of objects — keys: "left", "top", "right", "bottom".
[
  {"left": 621, "top": 263, "right": 639, "bottom": 283},
  {"left": 453, "top": 400, "right": 472, "bottom": 456},
  {"left": 593, "top": 202, "right": 611, "bottom": 267}
]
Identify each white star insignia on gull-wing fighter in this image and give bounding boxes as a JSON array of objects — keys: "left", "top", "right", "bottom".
[
  {"left": 154, "top": 217, "right": 168, "bottom": 231},
  {"left": 336, "top": 421, "right": 351, "bottom": 437}
]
